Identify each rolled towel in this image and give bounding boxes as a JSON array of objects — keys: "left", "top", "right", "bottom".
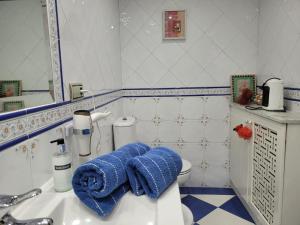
[
  {"left": 72, "top": 142, "right": 150, "bottom": 217},
  {"left": 75, "top": 183, "right": 129, "bottom": 217},
  {"left": 126, "top": 147, "right": 182, "bottom": 199}
]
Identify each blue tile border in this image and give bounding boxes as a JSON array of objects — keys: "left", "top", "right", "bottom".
[
  {"left": 0, "top": 86, "right": 299, "bottom": 153},
  {"left": 0, "top": 97, "right": 122, "bottom": 152},
  {"left": 0, "top": 110, "right": 28, "bottom": 122},
  {"left": 123, "top": 86, "right": 231, "bottom": 91},
  {"left": 0, "top": 135, "right": 29, "bottom": 152},
  {"left": 180, "top": 187, "right": 236, "bottom": 195}
]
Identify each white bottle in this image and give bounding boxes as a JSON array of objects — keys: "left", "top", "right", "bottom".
[{"left": 50, "top": 138, "right": 72, "bottom": 192}]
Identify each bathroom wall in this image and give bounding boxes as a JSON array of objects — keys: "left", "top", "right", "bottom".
[
  {"left": 120, "top": 0, "right": 259, "bottom": 187},
  {"left": 0, "top": 0, "right": 53, "bottom": 111},
  {"left": 58, "top": 0, "right": 122, "bottom": 99},
  {"left": 0, "top": 0, "right": 123, "bottom": 195},
  {"left": 257, "top": 0, "right": 300, "bottom": 111}
]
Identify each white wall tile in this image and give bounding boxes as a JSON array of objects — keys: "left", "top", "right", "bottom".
[
  {"left": 120, "top": 0, "right": 258, "bottom": 88},
  {"left": 0, "top": 0, "right": 123, "bottom": 195},
  {"left": 0, "top": 143, "right": 32, "bottom": 194},
  {"left": 59, "top": 0, "right": 122, "bottom": 99},
  {"left": 258, "top": 0, "right": 300, "bottom": 111}
]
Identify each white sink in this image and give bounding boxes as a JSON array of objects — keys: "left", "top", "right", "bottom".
[{"left": 8, "top": 180, "right": 184, "bottom": 225}]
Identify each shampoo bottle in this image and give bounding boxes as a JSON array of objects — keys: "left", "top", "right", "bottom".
[{"left": 50, "top": 138, "right": 72, "bottom": 192}]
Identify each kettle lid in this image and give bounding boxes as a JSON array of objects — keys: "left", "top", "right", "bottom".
[{"left": 263, "top": 77, "right": 283, "bottom": 86}]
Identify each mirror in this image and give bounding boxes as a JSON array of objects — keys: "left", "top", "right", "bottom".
[{"left": 0, "top": 0, "right": 63, "bottom": 113}]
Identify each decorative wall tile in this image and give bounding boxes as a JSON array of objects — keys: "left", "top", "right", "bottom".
[
  {"left": 123, "top": 87, "right": 231, "bottom": 97},
  {"left": 123, "top": 94, "right": 231, "bottom": 187},
  {"left": 0, "top": 90, "right": 123, "bottom": 149}
]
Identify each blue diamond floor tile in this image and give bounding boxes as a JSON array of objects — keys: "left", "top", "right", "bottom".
[
  {"left": 182, "top": 195, "right": 217, "bottom": 222},
  {"left": 220, "top": 196, "right": 254, "bottom": 223}
]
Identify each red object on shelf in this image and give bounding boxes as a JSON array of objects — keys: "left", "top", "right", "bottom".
[{"left": 233, "top": 124, "right": 252, "bottom": 140}]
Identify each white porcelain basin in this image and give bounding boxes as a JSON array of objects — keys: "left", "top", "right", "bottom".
[{"left": 9, "top": 180, "right": 184, "bottom": 225}]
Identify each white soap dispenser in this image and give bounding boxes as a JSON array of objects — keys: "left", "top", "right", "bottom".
[{"left": 50, "top": 138, "right": 72, "bottom": 192}]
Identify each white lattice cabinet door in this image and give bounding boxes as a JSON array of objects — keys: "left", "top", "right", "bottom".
[
  {"left": 230, "top": 103, "right": 300, "bottom": 225},
  {"left": 249, "top": 117, "right": 286, "bottom": 225}
]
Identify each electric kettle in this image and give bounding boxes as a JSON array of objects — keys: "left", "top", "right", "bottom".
[{"left": 260, "top": 78, "right": 284, "bottom": 111}]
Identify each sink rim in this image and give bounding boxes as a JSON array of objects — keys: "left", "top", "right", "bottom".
[{"left": 8, "top": 179, "right": 184, "bottom": 225}]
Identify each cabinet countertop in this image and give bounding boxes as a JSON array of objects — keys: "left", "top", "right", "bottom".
[{"left": 230, "top": 103, "right": 300, "bottom": 124}]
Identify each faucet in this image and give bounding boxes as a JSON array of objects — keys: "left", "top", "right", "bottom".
[
  {"left": 1, "top": 213, "right": 53, "bottom": 225},
  {"left": 0, "top": 189, "right": 41, "bottom": 209},
  {"left": 0, "top": 189, "right": 53, "bottom": 225}
]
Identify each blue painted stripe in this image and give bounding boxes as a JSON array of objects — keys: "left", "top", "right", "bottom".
[
  {"left": 28, "top": 118, "right": 72, "bottom": 139},
  {"left": 285, "top": 87, "right": 300, "bottom": 91},
  {"left": 26, "top": 101, "right": 68, "bottom": 114},
  {"left": 0, "top": 110, "right": 27, "bottom": 122},
  {"left": 180, "top": 187, "right": 236, "bottom": 195},
  {"left": 22, "top": 90, "right": 50, "bottom": 93},
  {"left": 24, "top": 90, "right": 122, "bottom": 115},
  {"left": 0, "top": 97, "right": 122, "bottom": 152},
  {"left": 0, "top": 135, "right": 28, "bottom": 152},
  {"left": 93, "top": 97, "right": 123, "bottom": 110},
  {"left": 285, "top": 97, "right": 300, "bottom": 102},
  {"left": 54, "top": 0, "right": 65, "bottom": 101}
]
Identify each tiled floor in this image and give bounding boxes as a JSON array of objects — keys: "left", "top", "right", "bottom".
[{"left": 180, "top": 187, "right": 255, "bottom": 225}]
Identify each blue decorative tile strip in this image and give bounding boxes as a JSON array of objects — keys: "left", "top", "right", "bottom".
[
  {"left": 180, "top": 187, "right": 236, "bottom": 195},
  {"left": 1, "top": 86, "right": 299, "bottom": 152},
  {"left": 0, "top": 90, "right": 123, "bottom": 152},
  {"left": 123, "top": 86, "right": 231, "bottom": 98},
  {"left": 284, "top": 87, "right": 300, "bottom": 102}
]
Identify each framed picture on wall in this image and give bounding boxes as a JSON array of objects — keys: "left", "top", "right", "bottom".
[
  {"left": 163, "top": 10, "right": 186, "bottom": 40},
  {"left": 3, "top": 101, "right": 25, "bottom": 112},
  {"left": 0, "top": 80, "right": 22, "bottom": 98},
  {"left": 231, "top": 75, "right": 256, "bottom": 103}
]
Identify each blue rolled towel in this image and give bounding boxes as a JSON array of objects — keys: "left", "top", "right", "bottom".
[
  {"left": 126, "top": 147, "right": 182, "bottom": 199},
  {"left": 72, "top": 142, "right": 150, "bottom": 217}
]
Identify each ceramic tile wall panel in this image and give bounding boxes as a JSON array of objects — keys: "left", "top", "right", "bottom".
[
  {"left": 120, "top": 0, "right": 259, "bottom": 88},
  {"left": 0, "top": 98, "right": 123, "bottom": 195},
  {"left": 123, "top": 95, "right": 231, "bottom": 187},
  {"left": 0, "top": 0, "right": 124, "bottom": 196},
  {"left": 0, "top": 142, "right": 32, "bottom": 194},
  {"left": 258, "top": 0, "right": 300, "bottom": 110},
  {"left": 58, "top": 0, "right": 122, "bottom": 100}
]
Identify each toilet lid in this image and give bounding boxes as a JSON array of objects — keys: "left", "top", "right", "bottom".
[{"left": 180, "top": 159, "right": 192, "bottom": 175}]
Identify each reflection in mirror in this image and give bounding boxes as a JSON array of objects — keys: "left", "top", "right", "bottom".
[{"left": 0, "top": 0, "right": 56, "bottom": 113}]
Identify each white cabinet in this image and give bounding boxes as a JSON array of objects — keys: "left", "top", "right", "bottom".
[
  {"left": 230, "top": 104, "right": 300, "bottom": 225},
  {"left": 230, "top": 107, "right": 251, "bottom": 203}
]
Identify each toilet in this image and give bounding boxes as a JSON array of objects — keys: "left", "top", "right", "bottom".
[
  {"left": 179, "top": 160, "right": 193, "bottom": 225},
  {"left": 114, "top": 116, "right": 193, "bottom": 225},
  {"left": 113, "top": 117, "right": 192, "bottom": 186},
  {"left": 113, "top": 116, "right": 137, "bottom": 149},
  {"left": 178, "top": 159, "right": 192, "bottom": 186},
  {"left": 182, "top": 204, "right": 194, "bottom": 225}
]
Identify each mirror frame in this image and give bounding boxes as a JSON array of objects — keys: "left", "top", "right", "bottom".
[{"left": 47, "top": 0, "right": 64, "bottom": 103}]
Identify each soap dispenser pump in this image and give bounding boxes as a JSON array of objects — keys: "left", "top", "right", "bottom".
[{"left": 50, "top": 138, "right": 72, "bottom": 192}]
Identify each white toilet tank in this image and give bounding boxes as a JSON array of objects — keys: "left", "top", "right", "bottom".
[{"left": 113, "top": 117, "right": 137, "bottom": 149}]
